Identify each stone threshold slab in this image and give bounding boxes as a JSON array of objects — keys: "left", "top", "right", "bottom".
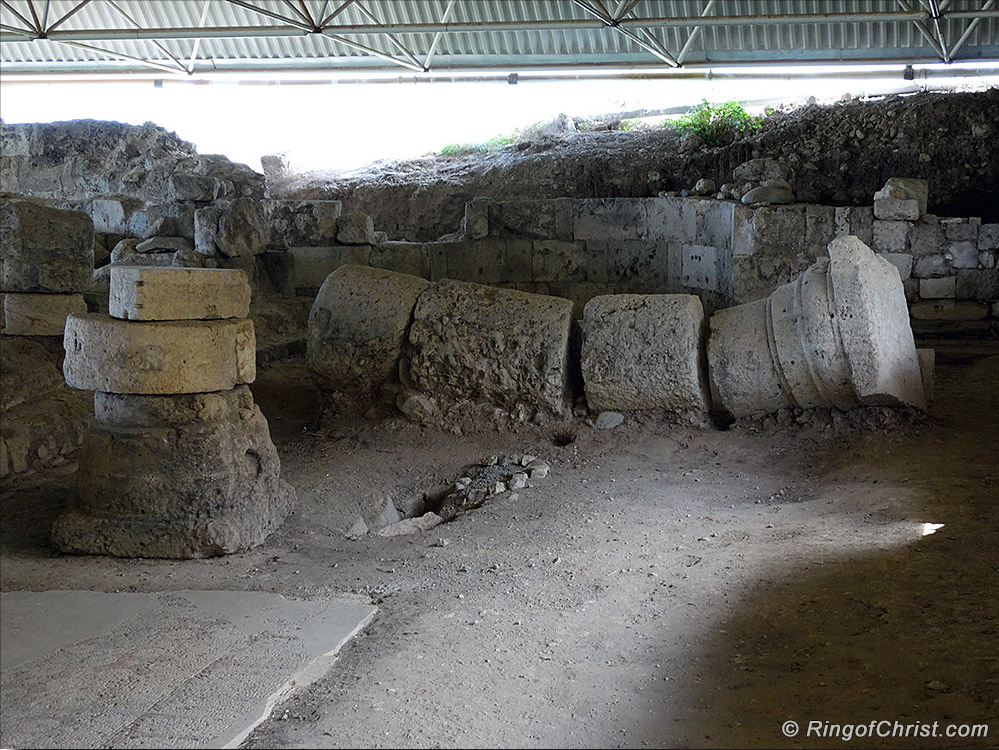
[{"left": 0, "top": 589, "right": 376, "bottom": 749}]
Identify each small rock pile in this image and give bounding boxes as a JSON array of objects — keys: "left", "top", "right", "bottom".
[
  {"left": 427, "top": 453, "right": 551, "bottom": 522},
  {"left": 679, "top": 157, "right": 797, "bottom": 205},
  {"left": 54, "top": 265, "right": 295, "bottom": 558}
]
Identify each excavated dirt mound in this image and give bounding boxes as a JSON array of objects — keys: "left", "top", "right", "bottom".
[{"left": 272, "top": 88, "right": 999, "bottom": 241}]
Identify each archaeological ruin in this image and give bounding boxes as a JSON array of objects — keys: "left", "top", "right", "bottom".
[{"left": 1, "top": 2, "right": 998, "bottom": 749}]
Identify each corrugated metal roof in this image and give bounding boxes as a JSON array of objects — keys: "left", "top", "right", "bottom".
[{"left": 0, "top": 0, "right": 996, "bottom": 76}]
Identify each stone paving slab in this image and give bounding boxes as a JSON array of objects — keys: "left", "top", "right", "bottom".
[{"left": 0, "top": 589, "right": 376, "bottom": 749}]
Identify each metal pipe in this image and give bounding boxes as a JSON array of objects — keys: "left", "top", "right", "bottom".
[
  {"left": 187, "top": 0, "right": 212, "bottom": 74},
  {"left": 5, "top": 11, "right": 973, "bottom": 43},
  {"left": 223, "top": 0, "right": 313, "bottom": 31},
  {"left": 321, "top": 0, "right": 356, "bottom": 27},
  {"left": 45, "top": 0, "right": 94, "bottom": 35},
  {"left": 928, "top": 0, "right": 951, "bottom": 61},
  {"left": 1, "top": 0, "right": 37, "bottom": 33},
  {"left": 353, "top": 0, "right": 423, "bottom": 70},
  {"left": 55, "top": 40, "right": 189, "bottom": 75},
  {"left": 678, "top": 0, "right": 718, "bottom": 65},
  {"left": 424, "top": 0, "right": 458, "bottom": 71},
  {"left": 950, "top": 0, "right": 995, "bottom": 59},
  {"left": 3, "top": 63, "right": 995, "bottom": 84}
]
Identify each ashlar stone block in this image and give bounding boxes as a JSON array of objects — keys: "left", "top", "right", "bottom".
[
  {"left": 1, "top": 292, "right": 87, "bottom": 336},
  {"left": 109, "top": 266, "right": 251, "bottom": 321},
  {"left": 1, "top": 200, "right": 95, "bottom": 293}
]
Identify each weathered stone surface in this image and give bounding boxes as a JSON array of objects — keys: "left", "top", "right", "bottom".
[
  {"left": 909, "top": 223, "right": 947, "bottom": 257},
  {"left": 91, "top": 197, "right": 144, "bottom": 234},
  {"left": 913, "top": 254, "right": 951, "bottom": 278},
  {"left": 979, "top": 224, "right": 999, "bottom": 250},
  {"left": 336, "top": 212, "right": 376, "bottom": 245},
  {"left": 874, "top": 197, "right": 920, "bottom": 221},
  {"left": 63, "top": 314, "right": 255, "bottom": 394},
  {"left": 195, "top": 200, "right": 268, "bottom": 257},
  {"left": 407, "top": 279, "right": 573, "bottom": 414},
  {"left": 874, "top": 177, "right": 928, "bottom": 220},
  {"left": 1, "top": 292, "right": 86, "bottom": 336},
  {"left": 910, "top": 300, "right": 989, "bottom": 320},
  {"left": 878, "top": 253, "right": 913, "bottom": 280},
  {"left": 573, "top": 199, "right": 647, "bottom": 241},
  {"left": 681, "top": 245, "right": 719, "bottom": 291},
  {"left": 265, "top": 200, "right": 341, "bottom": 248},
  {"left": 0, "top": 336, "right": 66, "bottom": 410},
  {"left": 169, "top": 173, "right": 220, "bottom": 202},
  {"left": 581, "top": 294, "right": 709, "bottom": 416},
  {"left": 828, "top": 235, "right": 925, "bottom": 409},
  {"left": 141, "top": 202, "right": 196, "bottom": 239},
  {"left": 53, "top": 386, "right": 294, "bottom": 558},
  {"left": 741, "top": 185, "right": 794, "bottom": 205},
  {"left": 944, "top": 222, "right": 978, "bottom": 242},
  {"left": 955, "top": 269, "right": 999, "bottom": 300},
  {"left": 110, "top": 238, "right": 204, "bottom": 269},
  {"left": 1, "top": 200, "right": 94, "bottom": 293},
  {"left": 872, "top": 219, "right": 911, "bottom": 252},
  {"left": 109, "top": 266, "right": 251, "bottom": 321},
  {"left": 307, "top": 265, "right": 430, "bottom": 395},
  {"left": 708, "top": 236, "right": 925, "bottom": 417},
  {"left": 833, "top": 206, "right": 874, "bottom": 246},
  {"left": 733, "top": 158, "right": 792, "bottom": 184},
  {"left": 288, "top": 245, "right": 373, "bottom": 289},
  {"left": 947, "top": 241, "right": 979, "bottom": 269},
  {"left": 919, "top": 276, "right": 956, "bottom": 299},
  {"left": 136, "top": 236, "right": 194, "bottom": 254}
]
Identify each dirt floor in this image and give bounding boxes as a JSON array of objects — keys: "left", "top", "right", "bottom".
[{"left": 1, "top": 346, "right": 997, "bottom": 749}]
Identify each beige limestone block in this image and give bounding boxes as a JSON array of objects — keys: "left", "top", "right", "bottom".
[
  {"left": 63, "top": 313, "right": 255, "bottom": 394},
  {"left": 109, "top": 266, "right": 251, "bottom": 321},
  {"left": 1, "top": 293, "right": 87, "bottom": 336}
]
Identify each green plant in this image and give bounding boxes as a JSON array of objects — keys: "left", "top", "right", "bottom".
[
  {"left": 668, "top": 99, "right": 763, "bottom": 147},
  {"left": 619, "top": 117, "right": 642, "bottom": 131},
  {"left": 439, "top": 129, "right": 519, "bottom": 156}
]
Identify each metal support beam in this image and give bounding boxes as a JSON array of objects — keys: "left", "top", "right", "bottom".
[
  {"left": 106, "top": 0, "right": 188, "bottom": 73},
  {"left": 0, "top": 1, "right": 36, "bottom": 33},
  {"left": 677, "top": 0, "right": 717, "bottom": 64},
  {"left": 25, "top": 0, "right": 41, "bottom": 33},
  {"left": 224, "top": 0, "right": 313, "bottom": 31},
  {"left": 319, "top": 30, "right": 425, "bottom": 72},
  {"left": 927, "top": 0, "right": 951, "bottom": 61},
  {"left": 45, "top": 0, "right": 93, "bottom": 34},
  {"left": 41, "top": 0, "right": 49, "bottom": 30},
  {"left": 571, "top": 0, "right": 679, "bottom": 66},
  {"left": 5, "top": 10, "right": 982, "bottom": 43},
  {"left": 613, "top": 0, "right": 642, "bottom": 20},
  {"left": 424, "top": 0, "right": 458, "bottom": 71},
  {"left": 950, "top": 0, "right": 994, "bottom": 59},
  {"left": 0, "top": 22, "right": 35, "bottom": 37},
  {"left": 280, "top": 1, "right": 313, "bottom": 27},
  {"left": 897, "top": 0, "right": 947, "bottom": 60},
  {"left": 352, "top": 0, "right": 422, "bottom": 70},
  {"left": 55, "top": 40, "right": 189, "bottom": 75},
  {"left": 187, "top": 0, "right": 212, "bottom": 74},
  {"left": 320, "top": 0, "right": 356, "bottom": 27}
]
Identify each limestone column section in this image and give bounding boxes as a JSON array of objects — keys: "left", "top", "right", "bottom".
[
  {"left": 708, "top": 236, "right": 926, "bottom": 418},
  {"left": 53, "top": 266, "right": 294, "bottom": 559},
  {"left": 406, "top": 279, "right": 574, "bottom": 417},
  {"left": 581, "top": 294, "right": 710, "bottom": 421},
  {"left": 307, "top": 264, "right": 430, "bottom": 412}
]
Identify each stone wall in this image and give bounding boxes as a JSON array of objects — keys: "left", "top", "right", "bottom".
[{"left": 286, "top": 195, "right": 997, "bottom": 338}]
